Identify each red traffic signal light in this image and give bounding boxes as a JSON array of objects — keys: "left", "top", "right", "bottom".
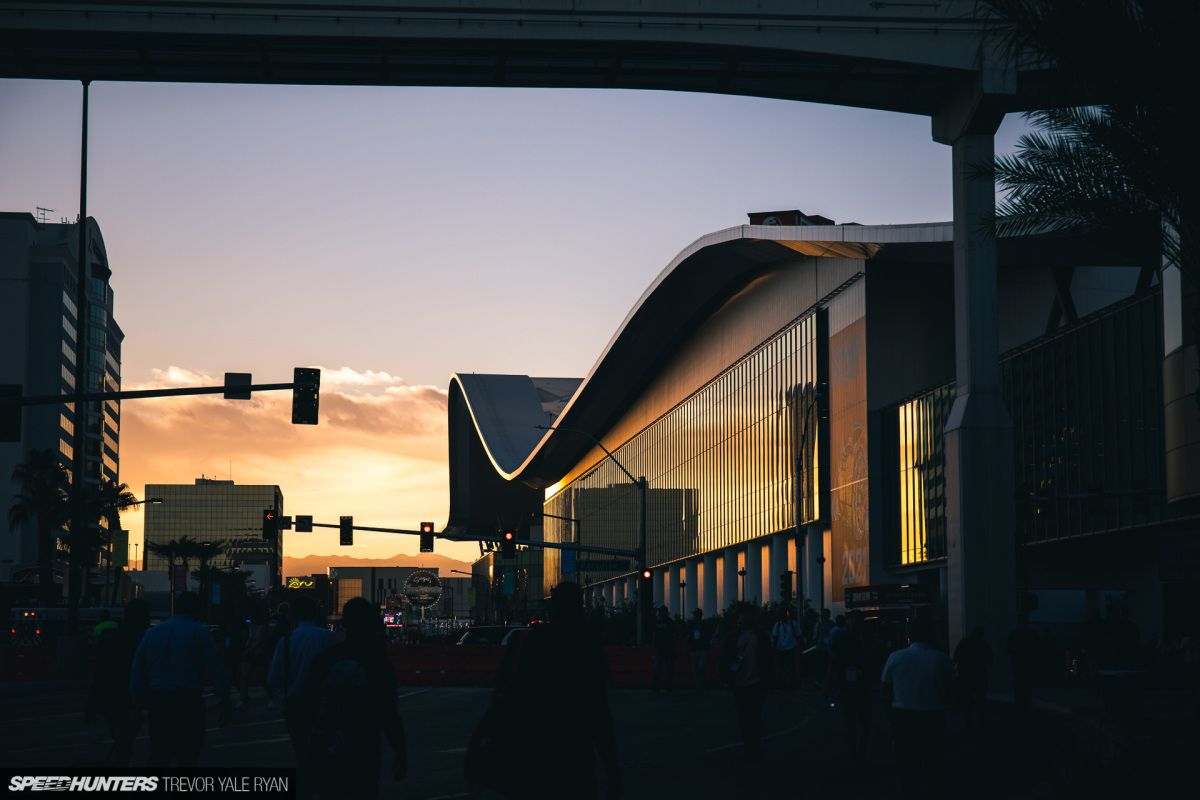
[
  {"left": 501, "top": 530, "right": 516, "bottom": 559},
  {"left": 641, "top": 569, "right": 652, "bottom": 580},
  {"left": 420, "top": 522, "right": 434, "bottom": 553},
  {"left": 262, "top": 509, "right": 277, "bottom": 540}
]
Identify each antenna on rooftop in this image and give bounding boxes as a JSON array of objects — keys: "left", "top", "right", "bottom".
[{"left": 35, "top": 207, "right": 54, "bottom": 225}]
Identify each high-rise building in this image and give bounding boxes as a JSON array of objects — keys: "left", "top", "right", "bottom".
[
  {"left": 143, "top": 479, "right": 283, "bottom": 590},
  {"left": 0, "top": 212, "right": 123, "bottom": 586}
]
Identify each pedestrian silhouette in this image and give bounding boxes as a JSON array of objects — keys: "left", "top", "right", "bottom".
[
  {"left": 1006, "top": 614, "right": 1040, "bottom": 726},
  {"left": 130, "top": 591, "right": 232, "bottom": 767},
  {"left": 466, "top": 580, "right": 621, "bottom": 799},
  {"left": 268, "top": 594, "right": 335, "bottom": 794},
  {"left": 772, "top": 609, "right": 802, "bottom": 691},
  {"left": 651, "top": 605, "right": 677, "bottom": 693},
  {"left": 880, "top": 615, "right": 953, "bottom": 800},
  {"left": 721, "top": 604, "right": 773, "bottom": 760},
  {"left": 300, "top": 597, "right": 406, "bottom": 800},
  {"left": 85, "top": 598, "right": 150, "bottom": 765},
  {"left": 826, "top": 610, "right": 873, "bottom": 761},
  {"left": 952, "top": 625, "right": 993, "bottom": 738},
  {"left": 687, "top": 609, "right": 708, "bottom": 692}
]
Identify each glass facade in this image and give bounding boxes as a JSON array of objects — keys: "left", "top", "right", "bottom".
[
  {"left": 143, "top": 481, "right": 283, "bottom": 588},
  {"left": 543, "top": 309, "right": 827, "bottom": 591},
  {"left": 883, "top": 291, "right": 1179, "bottom": 566}
]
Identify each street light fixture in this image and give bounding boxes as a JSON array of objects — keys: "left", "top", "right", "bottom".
[
  {"left": 738, "top": 568, "right": 747, "bottom": 603},
  {"left": 536, "top": 424, "right": 650, "bottom": 644}
]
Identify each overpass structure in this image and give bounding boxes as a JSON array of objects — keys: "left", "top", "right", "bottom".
[{"left": 0, "top": 0, "right": 1064, "bottom": 650}]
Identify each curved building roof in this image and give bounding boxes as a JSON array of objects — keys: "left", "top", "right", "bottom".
[{"left": 445, "top": 220, "right": 1146, "bottom": 536}]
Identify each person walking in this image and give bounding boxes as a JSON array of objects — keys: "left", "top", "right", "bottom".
[
  {"left": 300, "top": 597, "right": 406, "bottom": 800},
  {"left": 465, "top": 581, "right": 622, "bottom": 800},
  {"left": 687, "top": 609, "right": 708, "bottom": 692},
  {"left": 952, "top": 625, "right": 993, "bottom": 738},
  {"left": 651, "top": 606, "right": 677, "bottom": 694},
  {"left": 826, "top": 610, "right": 873, "bottom": 762},
  {"left": 129, "top": 591, "right": 232, "bottom": 767},
  {"left": 880, "top": 616, "right": 953, "bottom": 800},
  {"left": 268, "top": 595, "right": 336, "bottom": 772},
  {"left": 771, "top": 610, "right": 803, "bottom": 691},
  {"left": 1006, "top": 614, "right": 1041, "bottom": 726},
  {"left": 85, "top": 598, "right": 150, "bottom": 766},
  {"left": 722, "top": 605, "right": 773, "bottom": 760}
]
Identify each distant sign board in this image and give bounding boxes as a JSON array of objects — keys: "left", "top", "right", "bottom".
[
  {"left": 844, "top": 583, "right": 933, "bottom": 609},
  {"left": 286, "top": 577, "right": 315, "bottom": 589},
  {"left": 402, "top": 569, "right": 443, "bottom": 609},
  {"left": 561, "top": 549, "right": 576, "bottom": 575}
]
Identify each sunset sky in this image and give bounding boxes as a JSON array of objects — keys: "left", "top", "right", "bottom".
[{"left": 0, "top": 79, "right": 1028, "bottom": 566}]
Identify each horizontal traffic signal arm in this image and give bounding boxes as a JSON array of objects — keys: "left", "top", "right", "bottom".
[
  {"left": 304, "top": 520, "right": 637, "bottom": 557},
  {"left": 0, "top": 380, "right": 316, "bottom": 406}
]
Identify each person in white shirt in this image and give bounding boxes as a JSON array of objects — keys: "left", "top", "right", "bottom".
[{"left": 880, "top": 615, "right": 953, "bottom": 800}]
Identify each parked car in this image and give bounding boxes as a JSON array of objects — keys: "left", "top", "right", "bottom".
[{"left": 455, "top": 625, "right": 527, "bottom": 646}]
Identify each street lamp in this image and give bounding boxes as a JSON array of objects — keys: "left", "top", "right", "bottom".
[
  {"left": 536, "top": 424, "right": 650, "bottom": 645},
  {"left": 738, "top": 568, "right": 747, "bottom": 603},
  {"left": 127, "top": 497, "right": 163, "bottom": 571},
  {"left": 678, "top": 579, "right": 686, "bottom": 618}
]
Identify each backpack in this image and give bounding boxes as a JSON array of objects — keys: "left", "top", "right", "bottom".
[{"left": 306, "top": 656, "right": 370, "bottom": 783}]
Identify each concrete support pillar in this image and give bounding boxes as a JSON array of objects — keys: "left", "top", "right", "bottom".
[
  {"left": 703, "top": 552, "right": 719, "bottom": 618},
  {"left": 653, "top": 567, "right": 665, "bottom": 611},
  {"left": 684, "top": 559, "right": 699, "bottom": 616},
  {"left": 723, "top": 547, "right": 740, "bottom": 608},
  {"left": 604, "top": 582, "right": 615, "bottom": 609},
  {"left": 625, "top": 575, "right": 636, "bottom": 608},
  {"left": 942, "top": 127, "right": 1017, "bottom": 661},
  {"left": 745, "top": 540, "right": 763, "bottom": 606}
]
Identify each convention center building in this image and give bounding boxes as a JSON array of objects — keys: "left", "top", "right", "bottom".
[{"left": 445, "top": 210, "right": 1199, "bottom": 646}]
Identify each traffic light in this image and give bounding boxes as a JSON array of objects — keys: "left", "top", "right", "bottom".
[
  {"left": 420, "top": 522, "right": 434, "bottom": 553},
  {"left": 500, "top": 530, "right": 516, "bottom": 559},
  {"left": 780, "top": 570, "right": 793, "bottom": 603},
  {"left": 340, "top": 515, "right": 353, "bottom": 546},
  {"left": 638, "top": 568, "right": 653, "bottom": 601},
  {"left": 292, "top": 367, "right": 321, "bottom": 425},
  {"left": 262, "top": 509, "right": 276, "bottom": 540}
]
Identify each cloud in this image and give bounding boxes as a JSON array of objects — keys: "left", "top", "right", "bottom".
[{"left": 118, "top": 366, "right": 456, "bottom": 560}]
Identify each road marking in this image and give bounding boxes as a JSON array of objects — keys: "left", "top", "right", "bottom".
[
  {"left": 398, "top": 687, "right": 432, "bottom": 699},
  {"left": 439, "top": 747, "right": 468, "bottom": 753}
]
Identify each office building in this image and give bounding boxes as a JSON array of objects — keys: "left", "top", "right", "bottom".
[
  {"left": 446, "top": 211, "right": 1200, "bottom": 651},
  {"left": 143, "top": 478, "right": 283, "bottom": 590},
  {"left": 1, "top": 212, "right": 123, "bottom": 589}
]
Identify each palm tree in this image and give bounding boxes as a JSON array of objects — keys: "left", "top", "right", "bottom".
[
  {"left": 7, "top": 448, "right": 71, "bottom": 605},
  {"left": 979, "top": 0, "right": 1198, "bottom": 284},
  {"left": 191, "top": 540, "right": 226, "bottom": 622},
  {"left": 144, "top": 538, "right": 181, "bottom": 573},
  {"left": 83, "top": 479, "right": 139, "bottom": 604}
]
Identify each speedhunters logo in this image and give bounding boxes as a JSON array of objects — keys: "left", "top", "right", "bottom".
[
  {"left": 0, "top": 770, "right": 293, "bottom": 799},
  {"left": 9, "top": 776, "right": 159, "bottom": 791}
]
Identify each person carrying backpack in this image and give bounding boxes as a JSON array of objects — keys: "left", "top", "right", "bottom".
[{"left": 300, "top": 598, "right": 406, "bottom": 800}]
